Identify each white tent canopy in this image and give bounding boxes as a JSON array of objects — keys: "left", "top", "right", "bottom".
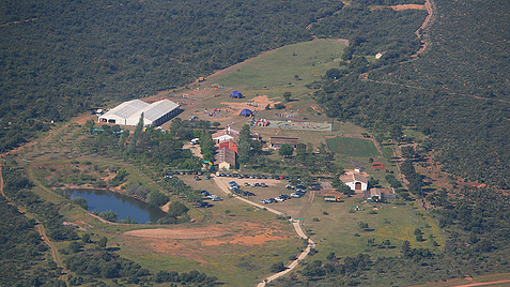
[{"left": 98, "top": 99, "right": 180, "bottom": 126}]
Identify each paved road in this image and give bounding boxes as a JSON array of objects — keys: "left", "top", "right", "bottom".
[{"left": 212, "top": 176, "right": 316, "bottom": 286}]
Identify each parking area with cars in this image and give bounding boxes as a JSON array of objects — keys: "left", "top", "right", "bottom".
[{"left": 224, "top": 177, "right": 308, "bottom": 206}]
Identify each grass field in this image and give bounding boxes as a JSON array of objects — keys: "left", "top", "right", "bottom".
[
  {"left": 326, "top": 136, "right": 380, "bottom": 157},
  {"left": 299, "top": 195, "right": 445, "bottom": 262},
  {"left": 205, "top": 39, "right": 347, "bottom": 99}
]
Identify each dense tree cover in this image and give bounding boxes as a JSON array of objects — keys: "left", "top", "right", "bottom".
[
  {"left": 82, "top": 120, "right": 201, "bottom": 171},
  {"left": 0, "top": 199, "right": 65, "bottom": 286},
  {"left": 0, "top": 0, "right": 343, "bottom": 151},
  {"left": 310, "top": 3, "right": 426, "bottom": 63},
  {"left": 308, "top": 0, "right": 510, "bottom": 188},
  {"left": 2, "top": 167, "right": 79, "bottom": 241},
  {"left": 64, "top": 249, "right": 217, "bottom": 286},
  {"left": 370, "top": 1, "right": 510, "bottom": 102}
]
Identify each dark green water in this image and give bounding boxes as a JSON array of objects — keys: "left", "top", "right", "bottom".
[{"left": 70, "top": 189, "right": 168, "bottom": 224}]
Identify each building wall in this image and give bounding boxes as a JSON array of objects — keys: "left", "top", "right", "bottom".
[
  {"left": 346, "top": 181, "right": 368, "bottom": 192},
  {"left": 218, "top": 162, "right": 230, "bottom": 170}
]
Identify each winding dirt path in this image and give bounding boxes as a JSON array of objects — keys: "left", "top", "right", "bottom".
[
  {"left": 411, "top": 0, "right": 435, "bottom": 58},
  {"left": 212, "top": 176, "right": 316, "bottom": 286},
  {"left": 0, "top": 158, "right": 64, "bottom": 270},
  {"left": 451, "top": 279, "right": 510, "bottom": 287}
]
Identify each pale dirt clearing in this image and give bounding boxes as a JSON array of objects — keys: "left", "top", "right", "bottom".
[
  {"left": 124, "top": 227, "right": 229, "bottom": 240},
  {"left": 391, "top": 4, "right": 425, "bottom": 11}
]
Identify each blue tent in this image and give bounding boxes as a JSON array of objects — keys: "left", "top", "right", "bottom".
[
  {"left": 230, "top": 91, "right": 244, "bottom": 98},
  {"left": 239, "top": 109, "right": 253, "bottom": 117}
]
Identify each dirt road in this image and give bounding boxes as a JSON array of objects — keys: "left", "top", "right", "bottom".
[
  {"left": 0, "top": 158, "right": 64, "bottom": 270},
  {"left": 451, "top": 280, "right": 510, "bottom": 287},
  {"left": 212, "top": 176, "right": 316, "bottom": 286}
]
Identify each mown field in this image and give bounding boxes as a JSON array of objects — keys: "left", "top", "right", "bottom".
[
  {"left": 326, "top": 136, "right": 380, "bottom": 157},
  {"left": 204, "top": 39, "right": 347, "bottom": 99},
  {"left": 298, "top": 194, "right": 445, "bottom": 261}
]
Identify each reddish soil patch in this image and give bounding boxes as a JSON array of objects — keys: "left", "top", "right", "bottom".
[
  {"left": 124, "top": 227, "right": 229, "bottom": 240},
  {"left": 391, "top": 4, "right": 425, "bottom": 11},
  {"left": 371, "top": 162, "right": 386, "bottom": 170},
  {"left": 201, "top": 233, "right": 290, "bottom": 246},
  {"left": 219, "top": 95, "right": 279, "bottom": 120}
]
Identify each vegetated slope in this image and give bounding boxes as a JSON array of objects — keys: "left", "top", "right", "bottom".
[
  {"left": 370, "top": 0, "right": 510, "bottom": 101},
  {"left": 314, "top": 0, "right": 510, "bottom": 189},
  {"left": 309, "top": 4, "right": 427, "bottom": 63},
  {"left": 0, "top": 199, "right": 65, "bottom": 286},
  {"left": 0, "top": 0, "right": 343, "bottom": 150}
]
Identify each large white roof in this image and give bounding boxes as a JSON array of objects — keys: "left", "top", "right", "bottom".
[
  {"left": 104, "top": 99, "right": 149, "bottom": 119},
  {"left": 99, "top": 99, "right": 179, "bottom": 126},
  {"left": 136, "top": 100, "right": 180, "bottom": 121}
]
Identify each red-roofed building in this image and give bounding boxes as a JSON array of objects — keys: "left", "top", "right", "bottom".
[{"left": 219, "top": 141, "right": 238, "bottom": 153}]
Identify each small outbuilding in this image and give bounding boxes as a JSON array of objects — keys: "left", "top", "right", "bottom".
[
  {"left": 340, "top": 172, "right": 368, "bottom": 192},
  {"left": 215, "top": 148, "right": 236, "bottom": 170},
  {"left": 270, "top": 137, "right": 299, "bottom": 148},
  {"left": 230, "top": 91, "right": 244, "bottom": 99}
]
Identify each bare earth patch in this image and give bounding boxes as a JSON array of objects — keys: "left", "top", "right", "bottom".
[
  {"left": 391, "top": 4, "right": 425, "bottom": 11},
  {"left": 220, "top": 95, "right": 280, "bottom": 119},
  {"left": 124, "top": 227, "right": 229, "bottom": 240},
  {"left": 201, "top": 233, "right": 290, "bottom": 246}
]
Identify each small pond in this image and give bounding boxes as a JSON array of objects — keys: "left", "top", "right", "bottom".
[{"left": 70, "top": 189, "right": 168, "bottom": 224}]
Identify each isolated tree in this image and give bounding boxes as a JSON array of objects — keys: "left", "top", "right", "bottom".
[
  {"left": 278, "top": 144, "right": 294, "bottom": 157},
  {"left": 128, "top": 113, "right": 144, "bottom": 152},
  {"left": 98, "top": 236, "right": 108, "bottom": 248},
  {"left": 199, "top": 132, "right": 216, "bottom": 162},
  {"left": 283, "top": 91, "right": 292, "bottom": 102},
  {"left": 212, "top": 122, "right": 220, "bottom": 130},
  {"left": 81, "top": 233, "right": 91, "bottom": 243},
  {"left": 167, "top": 201, "right": 189, "bottom": 217},
  {"left": 72, "top": 197, "right": 88, "bottom": 210},
  {"left": 237, "top": 125, "right": 252, "bottom": 165}
]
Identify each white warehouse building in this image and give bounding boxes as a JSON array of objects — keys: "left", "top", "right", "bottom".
[{"left": 98, "top": 99, "right": 180, "bottom": 126}]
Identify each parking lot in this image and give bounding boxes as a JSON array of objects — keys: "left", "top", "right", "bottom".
[{"left": 214, "top": 176, "right": 310, "bottom": 217}]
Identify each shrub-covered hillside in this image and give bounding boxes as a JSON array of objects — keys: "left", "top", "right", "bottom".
[{"left": 0, "top": 0, "right": 343, "bottom": 150}]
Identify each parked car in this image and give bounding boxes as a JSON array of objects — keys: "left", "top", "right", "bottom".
[
  {"left": 212, "top": 197, "right": 222, "bottom": 201},
  {"left": 268, "top": 198, "right": 277, "bottom": 203},
  {"left": 243, "top": 191, "right": 255, "bottom": 196},
  {"left": 207, "top": 194, "right": 218, "bottom": 199},
  {"left": 290, "top": 193, "right": 301, "bottom": 198},
  {"left": 195, "top": 201, "right": 212, "bottom": 208},
  {"left": 194, "top": 176, "right": 201, "bottom": 181},
  {"left": 261, "top": 175, "right": 267, "bottom": 179},
  {"left": 260, "top": 182, "right": 267, "bottom": 187},
  {"left": 229, "top": 181, "right": 237, "bottom": 186},
  {"left": 200, "top": 190, "right": 210, "bottom": 196},
  {"left": 204, "top": 175, "right": 210, "bottom": 180}
]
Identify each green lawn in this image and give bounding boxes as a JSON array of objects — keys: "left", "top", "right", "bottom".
[
  {"left": 206, "top": 39, "right": 347, "bottom": 99},
  {"left": 326, "top": 136, "right": 380, "bottom": 157},
  {"left": 299, "top": 196, "right": 445, "bottom": 262}
]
